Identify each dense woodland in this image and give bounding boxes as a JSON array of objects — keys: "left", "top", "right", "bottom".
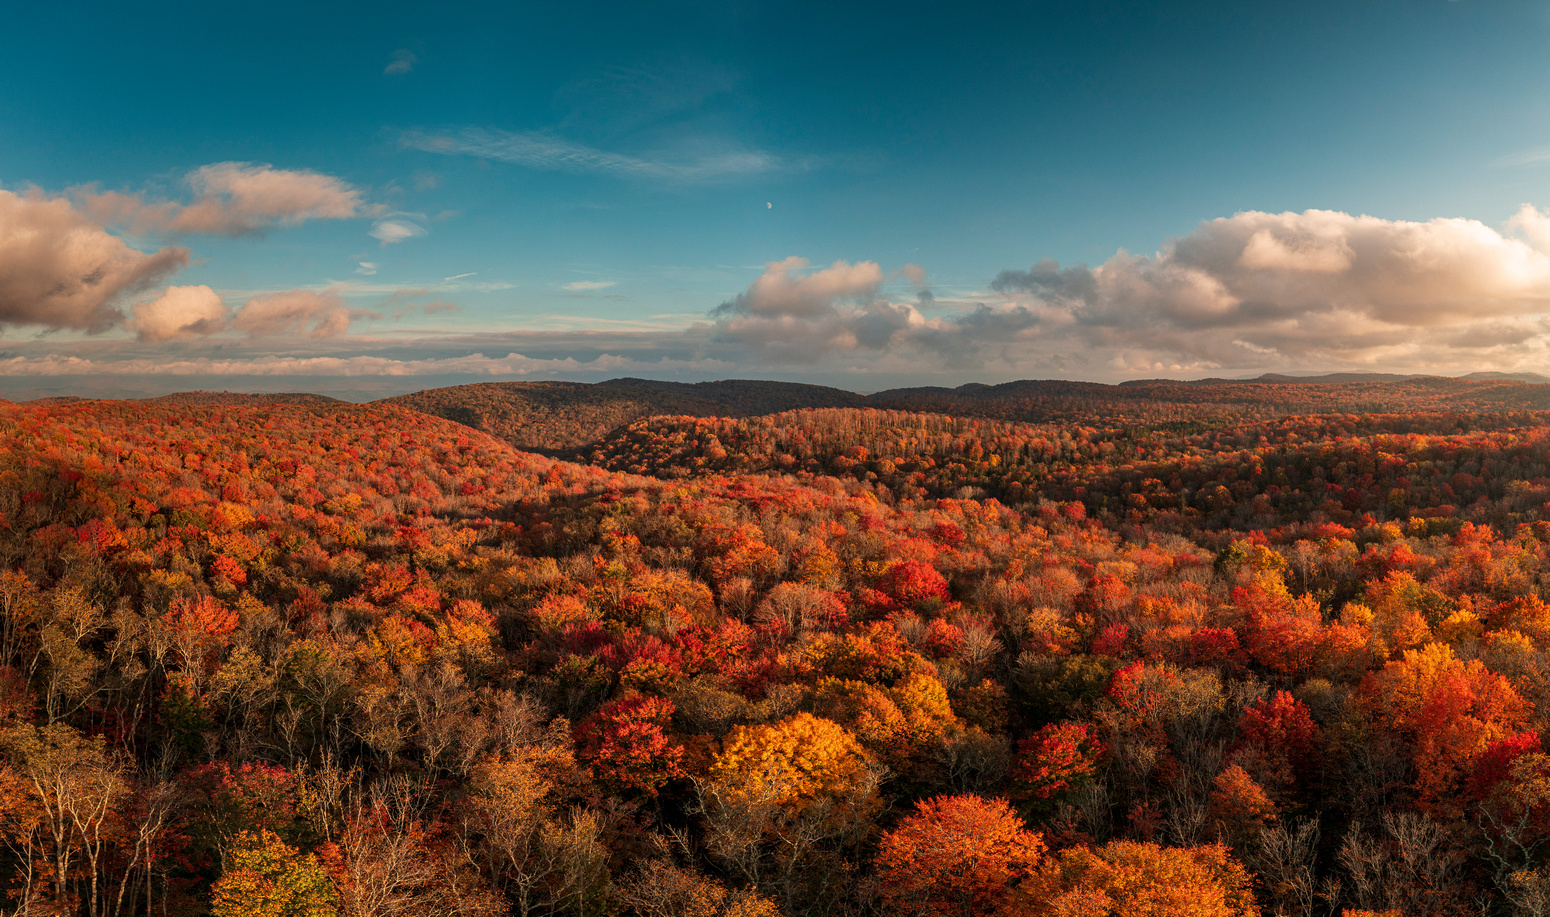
[
  {"left": 380, "top": 379, "right": 865, "bottom": 453},
  {"left": 9, "top": 380, "right": 1550, "bottom": 915},
  {"left": 381, "top": 375, "right": 1550, "bottom": 456}
]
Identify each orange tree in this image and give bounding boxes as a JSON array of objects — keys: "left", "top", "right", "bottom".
[
  {"left": 874, "top": 794, "right": 1044, "bottom": 917},
  {"left": 1022, "top": 839, "right": 1259, "bottom": 917}
]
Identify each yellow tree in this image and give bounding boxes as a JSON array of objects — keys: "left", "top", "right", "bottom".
[
  {"left": 700, "top": 713, "right": 881, "bottom": 907},
  {"left": 211, "top": 829, "right": 338, "bottom": 917}
]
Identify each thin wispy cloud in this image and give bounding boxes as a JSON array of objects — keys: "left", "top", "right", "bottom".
[
  {"left": 561, "top": 280, "right": 618, "bottom": 291},
  {"left": 385, "top": 49, "right": 417, "bottom": 75},
  {"left": 374, "top": 290, "right": 459, "bottom": 321},
  {"left": 524, "top": 313, "right": 697, "bottom": 332},
  {"left": 213, "top": 277, "right": 514, "bottom": 305},
  {"left": 370, "top": 214, "right": 427, "bottom": 246},
  {"left": 400, "top": 128, "right": 782, "bottom": 182},
  {"left": 554, "top": 61, "right": 738, "bottom": 137},
  {"left": 325, "top": 277, "right": 514, "bottom": 295},
  {"left": 1495, "top": 147, "right": 1550, "bottom": 167}
]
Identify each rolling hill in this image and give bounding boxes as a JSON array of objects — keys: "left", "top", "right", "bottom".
[
  {"left": 377, "top": 377, "right": 866, "bottom": 452},
  {"left": 379, "top": 374, "right": 1550, "bottom": 454}
]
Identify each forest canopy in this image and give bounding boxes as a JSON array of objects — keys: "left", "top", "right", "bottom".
[{"left": 3, "top": 380, "right": 1550, "bottom": 916}]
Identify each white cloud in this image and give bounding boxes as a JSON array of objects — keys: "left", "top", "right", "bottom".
[
  {"left": 561, "top": 280, "right": 618, "bottom": 291},
  {"left": 707, "top": 207, "right": 1550, "bottom": 374},
  {"left": 370, "top": 217, "right": 426, "bottom": 246},
  {"left": 385, "top": 49, "right": 417, "bottom": 75},
  {"left": 1496, "top": 147, "right": 1550, "bottom": 168},
  {"left": 78, "top": 162, "right": 363, "bottom": 236},
  {"left": 400, "top": 127, "right": 782, "bottom": 182},
  {"left": 710, "top": 256, "right": 913, "bottom": 362},
  {"left": 128, "top": 285, "right": 230, "bottom": 342},
  {"left": 356, "top": 262, "right": 378, "bottom": 275},
  {"left": 0, "top": 188, "right": 187, "bottom": 332},
  {"left": 233, "top": 290, "right": 358, "bottom": 338},
  {"left": 987, "top": 207, "right": 1550, "bottom": 365},
  {"left": 721, "top": 256, "right": 884, "bottom": 317}
]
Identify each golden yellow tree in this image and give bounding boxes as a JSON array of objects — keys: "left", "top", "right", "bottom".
[
  {"left": 211, "top": 830, "right": 338, "bottom": 917},
  {"left": 700, "top": 713, "right": 881, "bottom": 908}
]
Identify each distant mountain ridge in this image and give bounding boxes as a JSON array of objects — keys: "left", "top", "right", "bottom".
[
  {"left": 12, "top": 374, "right": 1550, "bottom": 455},
  {"left": 22, "top": 391, "right": 346, "bottom": 406},
  {"left": 377, "top": 378, "right": 866, "bottom": 452},
  {"left": 1248, "top": 371, "right": 1550, "bottom": 384},
  {"left": 376, "top": 373, "right": 1550, "bottom": 455},
  {"left": 1460, "top": 371, "right": 1550, "bottom": 383},
  {"left": 148, "top": 391, "right": 347, "bottom": 406},
  {"left": 598, "top": 377, "right": 868, "bottom": 412}
]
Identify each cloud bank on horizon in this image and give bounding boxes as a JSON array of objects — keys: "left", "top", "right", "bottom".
[
  {"left": 712, "top": 207, "right": 1550, "bottom": 376},
  {"left": 7, "top": 172, "right": 1550, "bottom": 386}
]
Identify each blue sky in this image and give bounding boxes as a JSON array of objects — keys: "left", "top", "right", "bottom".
[{"left": 6, "top": 0, "right": 1550, "bottom": 396}]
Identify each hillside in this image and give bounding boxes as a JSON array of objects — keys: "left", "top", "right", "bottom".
[
  {"left": 11, "top": 393, "right": 1550, "bottom": 912},
  {"left": 148, "top": 390, "right": 347, "bottom": 406},
  {"left": 583, "top": 406, "right": 1550, "bottom": 537},
  {"left": 377, "top": 377, "right": 865, "bottom": 452},
  {"left": 870, "top": 375, "right": 1550, "bottom": 426},
  {"left": 382, "top": 375, "right": 1550, "bottom": 456}
]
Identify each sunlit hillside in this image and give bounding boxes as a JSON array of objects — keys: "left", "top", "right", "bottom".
[{"left": 2, "top": 388, "right": 1550, "bottom": 914}]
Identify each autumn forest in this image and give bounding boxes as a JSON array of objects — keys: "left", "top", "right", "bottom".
[{"left": 8, "top": 375, "right": 1550, "bottom": 917}]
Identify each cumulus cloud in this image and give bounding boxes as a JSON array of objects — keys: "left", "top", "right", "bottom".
[
  {"left": 233, "top": 290, "right": 359, "bottom": 338},
  {"left": 0, "top": 188, "right": 188, "bottom": 332},
  {"left": 986, "top": 207, "right": 1550, "bottom": 367},
  {"left": 730, "top": 256, "right": 884, "bottom": 317},
  {"left": 79, "top": 162, "right": 364, "bottom": 236},
  {"left": 128, "top": 285, "right": 230, "bottom": 342},
  {"left": 711, "top": 256, "right": 934, "bottom": 363},
  {"left": 713, "top": 208, "right": 1550, "bottom": 375}
]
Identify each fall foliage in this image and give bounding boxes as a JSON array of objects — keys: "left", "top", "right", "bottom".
[
  {"left": 874, "top": 794, "right": 1044, "bottom": 917},
  {"left": 5, "top": 379, "right": 1550, "bottom": 914}
]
